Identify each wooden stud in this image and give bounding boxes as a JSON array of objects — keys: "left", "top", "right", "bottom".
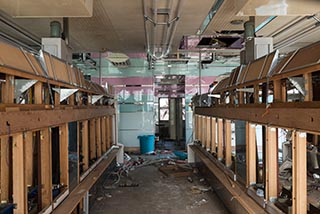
[
  {"left": 96, "top": 118, "right": 101, "bottom": 158},
  {"left": 2, "top": 75, "right": 15, "bottom": 103},
  {"left": 210, "top": 117, "right": 216, "bottom": 153},
  {"left": 0, "top": 136, "right": 10, "bottom": 201},
  {"left": 81, "top": 121, "right": 89, "bottom": 171},
  {"left": 265, "top": 127, "right": 278, "bottom": 201},
  {"left": 106, "top": 116, "right": 110, "bottom": 149},
  {"left": 194, "top": 115, "right": 198, "bottom": 140},
  {"left": 225, "top": 120, "right": 232, "bottom": 167},
  {"left": 54, "top": 89, "right": 60, "bottom": 106},
  {"left": 109, "top": 116, "right": 114, "bottom": 146},
  {"left": 206, "top": 117, "right": 211, "bottom": 150},
  {"left": 40, "top": 128, "right": 52, "bottom": 209},
  {"left": 292, "top": 131, "right": 307, "bottom": 214},
  {"left": 201, "top": 116, "right": 206, "bottom": 147},
  {"left": 281, "top": 82, "right": 287, "bottom": 102},
  {"left": 239, "top": 91, "right": 244, "bottom": 104},
  {"left": 34, "top": 82, "right": 43, "bottom": 104},
  {"left": 89, "top": 119, "right": 96, "bottom": 161},
  {"left": 217, "top": 119, "right": 224, "bottom": 161},
  {"left": 254, "top": 84, "right": 260, "bottom": 103},
  {"left": 69, "top": 94, "right": 75, "bottom": 106},
  {"left": 273, "top": 80, "right": 282, "bottom": 103},
  {"left": 304, "top": 73, "right": 313, "bottom": 101},
  {"left": 101, "top": 117, "right": 107, "bottom": 154},
  {"left": 12, "top": 133, "right": 27, "bottom": 214},
  {"left": 60, "top": 123, "right": 69, "bottom": 187},
  {"left": 24, "top": 132, "right": 33, "bottom": 187},
  {"left": 246, "top": 123, "right": 256, "bottom": 186}
]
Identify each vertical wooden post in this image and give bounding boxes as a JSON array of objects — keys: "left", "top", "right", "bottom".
[
  {"left": 2, "top": 75, "right": 15, "bottom": 103},
  {"left": 239, "top": 91, "right": 244, "bottom": 104},
  {"left": 89, "top": 119, "right": 96, "bottom": 160},
  {"left": 304, "top": 73, "right": 313, "bottom": 101},
  {"left": 34, "top": 82, "right": 43, "bottom": 104},
  {"left": 54, "top": 89, "right": 60, "bottom": 106},
  {"left": 273, "top": 80, "right": 282, "bottom": 103},
  {"left": 24, "top": 132, "right": 33, "bottom": 187},
  {"left": 292, "top": 131, "right": 307, "bottom": 214},
  {"left": 60, "top": 124, "right": 69, "bottom": 187},
  {"left": 13, "top": 133, "right": 27, "bottom": 214},
  {"left": 106, "top": 116, "right": 110, "bottom": 149},
  {"left": 246, "top": 123, "right": 256, "bottom": 186},
  {"left": 82, "top": 121, "right": 89, "bottom": 171},
  {"left": 196, "top": 115, "right": 200, "bottom": 141},
  {"left": 194, "top": 115, "right": 198, "bottom": 140},
  {"left": 217, "top": 119, "right": 224, "bottom": 161},
  {"left": 69, "top": 94, "right": 75, "bottom": 106},
  {"left": 101, "top": 117, "right": 107, "bottom": 154},
  {"left": 225, "top": 120, "right": 232, "bottom": 167},
  {"left": 206, "top": 117, "right": 211, "bottom": 150},
  {"left": 96, "top": 118, "right": 102, "bottom": 158},
  {"left": 281, "top": 82, "right": 287, "bottom": 102},
  {"left": 254, "top": 84, "right": 260, "bottom": 103},
  {"left": 40, "top": 128, "right": 52, "bottom": 209},
  {"left": 265, "top": 127, "right": 278, "bottom": 201},
  {"left": 109, "top": 116, "right": 114, "bottom": 146},
  {"left": 211, "top": 117, "right": 216, "bottom": 153},
  {"left": 0, "top": 136, "right": 10, "bottom": 201},
  {"left": 202, "top": 116, "right": 206, "bottom": 147}
]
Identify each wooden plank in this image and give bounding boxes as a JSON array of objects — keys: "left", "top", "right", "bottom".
[
  {"left": 0, "top": 107, "right": 115, "bottom": 136},
  {"left": 190, "top": 145, "right": 265, "bottom": 214},
  {"left": 210, "top": 117, "right": 216, "bottom": 153},
  {"left": 69, "top": 94, "right": 75, "bottom": 106},
  {"left": 238, "top": 91, "right": 244, "bottom": 104},
  {"left": 265, "top": 127, "right": 278, "bottom": 201},
  {"left": 96, "top": 118, "right": 102, "bottom": 158},
  {"left": 40, "top": 128, "right": 52, "bottom": 209},
  {"left": 201, "top": 116, "right": 206, "bottom": 147},
  {"left": 273, "top": 80, "right": 282, "bottom": 103},
  {"left": 246, "top": 123, "right": 256, "bottom": 186},
  {"left": 52, "top": 148, "right": 119, "bottom": 214},
  {"left": 304, "top": 73, "right": 313, "bottom": 101},
  {"left": 109, "top": 116, "right": 114, "bottom": 146},
  {"left": 292, "top": 131, "right": 307, "bottom": 214},
  {"left": 0, "top": 136, "right": 9, "bottom": 201},
  {"left": 206, "top": 117, "right": 211, "bottom": 150},
  {"left": 194, "top": 115, "right": 198, "bottom": 140},
  {"left": 81, "top": 121, "right": 89, "bottom": 171},
  {"left": 24, "top": 132, "right": 33, "bottom": 187},
  {"left": 217, "top": 119, "right": 223, "bottom": 161},
  {"left": 89, "top": 119, "right": 96, "bottom": 161},
  {"left": 254, "top": 84, "right": 260, "bottom": 103},
  {"left": 195, "top": 106, "right": 320, "bottom": 133},
  {"left": 2, "top": 75, "right": 14, "bottom": 103},
  {"left": 106, "top": 116, "right": 110, "bottom": 149},
  {"left": 225, "top": 120, "right": 232, "bottom": 168},
  {"left": 281, "top": 83, "right": 287, "bottom": 102},
  {"left": 60, "top": 124, "right": 69, "bottom": 187},
  {"left": 54, "top": 89, "right": 60, "bottom": 106},
  {"left": 34, "top": 82, "right": 43, "bottom": 104},
  {"left": 101, "top": 117, "right": 107, "bottom": 154},
  {"left": 12, "top": 133, "right": 27, "bottom": 214}
]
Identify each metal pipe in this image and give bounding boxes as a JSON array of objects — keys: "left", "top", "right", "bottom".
[
  {"left": 142, "top": 0, "right": 150, "bottom": 53},
  {"left": 152, "top": 0, "right": 158, "bottom": 56},
  {"left": 160, "top": 0, "right": 174, "bottom": 58},
  {"left": 63, "top": 17, "right": 69, "bottom": 46}
]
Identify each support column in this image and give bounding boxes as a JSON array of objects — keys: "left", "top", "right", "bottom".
[
  {"left": 273, "top": 80, "right": 282, "bottom": 103},
  {"left": 254, "top": 84, "right": 260, "bottom": 103},
  {"left": 82, "top": 121, "right": 89, "bottom": 171},
  {"left": 24, "top": 132, "right": 33, "bottom": 187},
  {"left": 34, "top": 82, "right": 43, "bottom": 104},
  {"left": 96, "top": 118, "right": 102, "bottom": 158},
  {"left": 0, "top": 136, "right": 9, "bottom": 201},
  {"left": 292, "top": 131, "right": 307, "bottom": 214},
  {"left": 210, "top": 117, "right": 216, "bottom": 153},
  {"left": 225, "top": 120, "right": 232, "bottom": 167},
  {"left": 2, "top": 75, "right": 15, "bottom": 103},
  {"left": 265, "top": 127, "right": 278, "bottom": 201},
  {"left": 60, "top": 124, "right": 69, "bottom": 187},
  {"left": 106, "top": 116, "right": 110, "bottom": 149},
  {"left": 217, "top": 119, "right": 224, "bottom": 161},
  {"left": 304, "top": 73, "right": 313, "bottom": 101},
  {"left": 13, "top": 133, "right": 27, "bottom": 214},
  {"left": 246, "top": 123, "right": 256, "bottom": 186},
  {"left": 89, "top": 119, "right": 96, "bottom": 161},
  {"left": 206, "top": 117, "right": 211, "bottom": 150},
  {"left": 101, "top": 117, "right": 107, "bottom": 154}
]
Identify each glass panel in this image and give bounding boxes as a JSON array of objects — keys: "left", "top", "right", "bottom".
[{"left": 235, "top": 121, "right": 246, "bottom": 181}]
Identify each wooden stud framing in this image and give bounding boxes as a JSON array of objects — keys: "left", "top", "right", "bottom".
[
  {"left": 69, "top": 94, "right": 75, "bottom": 106},
  {"left": 96, "top": 118, "right": 102, "bottom": 158},
  {"left": 40, "top": 128, "right": 52, "bottom": 209},
  {"left": 109, "top": 116, "right": 114, "bottom": 146},
  {"left": 24, "top": 132, "right": 33, "bottom": 187},
  {"left": 60, "top": 123, "right": 69, "bottom": 187},
  {"left": 0, "top": 136, "right": 10, "bottom": 201},
  {"left": 254, "top": 84, "right": 259, "bottom": 103},
  {"left": 206, "top": 117, "right": 211, "bottom": 150},
  {"left": 89, "top": 119, "right": 96, "bottom": 161},
  {"left": 304, "top": 73, "right": 313, "bottom": 101},
  {"left": 34, "top": 82, "right": 43, "bottom": 104},
  {"left": 225, "top": 120, "right": 232, "bottom": 167},
  {"left": 273, "top": 79, "right": 282, "bottom": 103},
  {"left": 292, "top": 131, "right": 307, "bottom": 214},
  {"left": 106, "top": 116, "right": 110, "bottom": 149},
  {"left": 2, "top": 75, "right": 14, "bottom": 103},
  {"left": 101, "top": 117, "right": 107, "bottom": 154},
  {"left": 210, "top": 117, "right": 216, "bottom": 153},
  {"left": 54, "top": 89, "right": 60, "bottom": 106},
  {"left": 239, "top": 91, "right": 244, "bottom": 104},
  {"left": 265, "top": 127, "right": 278, "bottom": 201},
  {"left": 246, "top": 123, "right": 256, "bottom": 186},
  {"left": 194, "top": 115, "right": 198, "bottom": 140},
  {"left": 202, "top": 116, "right": 206, "bottom": 147},
  {"left": 81, "top": 120, "right": 89, "bottom": 171},
  {"left": 217, "top": 119, "right": 224, "bottom": 161},
  {"left": 12, "top": 133, "right": 27, "bottom": 213}
]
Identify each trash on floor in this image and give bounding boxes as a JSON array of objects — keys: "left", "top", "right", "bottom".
[
  {"left": 191, "top": 198, "right": 208, "bottom": 208},
  {"left": 191, "top": 185, "right": 212, "bottom": 194},
  {"left": 159, "top": 165, "right": 192, "bottom": 178}
]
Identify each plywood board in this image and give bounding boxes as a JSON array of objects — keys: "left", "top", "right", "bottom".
[
  {"left": 259, "top": 51, "right": 277, "bottom": 79},
  {"left": 24, "top": 52, "right": 46, "bottom": 77},
  {"left": 229, "top": 66, "right": 241, "bottom": 86},
  {"left": 52, "top": 57, "right": 70, "bottom": 83},
  {"left": 237, "top": 64, "right": 249, "bottom": 85},
  {"left": 269, "top": 51, "right": 295, "bottom": 76},
  {"left": 43, "top": 52, "right": 56, "bottom": 79},
  {"left": 244, "top": 57, "right": 266, "bottom": 82}
]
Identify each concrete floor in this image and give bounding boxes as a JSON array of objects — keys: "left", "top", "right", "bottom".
[{"left": 90, "top": 162, "right": 229, "bottom": 214}]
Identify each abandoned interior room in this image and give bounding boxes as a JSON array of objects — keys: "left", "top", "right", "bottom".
[{"left": 0, "top": 0, "right": 320, "bottom": 213}]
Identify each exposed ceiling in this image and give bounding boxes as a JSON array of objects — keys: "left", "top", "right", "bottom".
[{"left": 0, "top": 0, "right": 319, "bottom": 56}]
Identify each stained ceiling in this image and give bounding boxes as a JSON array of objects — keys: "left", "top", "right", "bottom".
[{"left": 0, "top": 0, "right": 319, "bottom": 56}]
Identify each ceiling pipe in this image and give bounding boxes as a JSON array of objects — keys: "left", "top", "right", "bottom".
[
  {"left": 142, "top": 0, "right": 150, "bottom": 53},
  {"left": 160, "top": 0, "right": 173, "bottom": 58},
  {"left": 152, "top": 0, "right": 158, "bottom": 57}
]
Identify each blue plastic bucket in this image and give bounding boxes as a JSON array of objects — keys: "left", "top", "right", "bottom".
[{"left": 138, "top": 135, "right": 155, "bottom": 154}]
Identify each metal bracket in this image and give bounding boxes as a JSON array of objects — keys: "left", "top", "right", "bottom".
[
  {"left": 288, "top": 77, "right": 306, "bottom": 96},
  {"left": 14, "top": 79, "right": 38, "bottom": 101},
  {"left": 52, "top": 88, "right": 78, "bottom": 102},
  {"left": 89, "top": 95, "right": 104, "bottom": 104}
]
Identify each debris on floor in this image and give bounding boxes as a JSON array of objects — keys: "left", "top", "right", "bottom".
[
  {"left": 190, "top": 198, "right": 209, "bottom": 208},
  {"left": 159, "top": 165, "right": 192, "bottom": 178},
  {"left": 191, "top": 185, "right": 212, "bottom": 194}
]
